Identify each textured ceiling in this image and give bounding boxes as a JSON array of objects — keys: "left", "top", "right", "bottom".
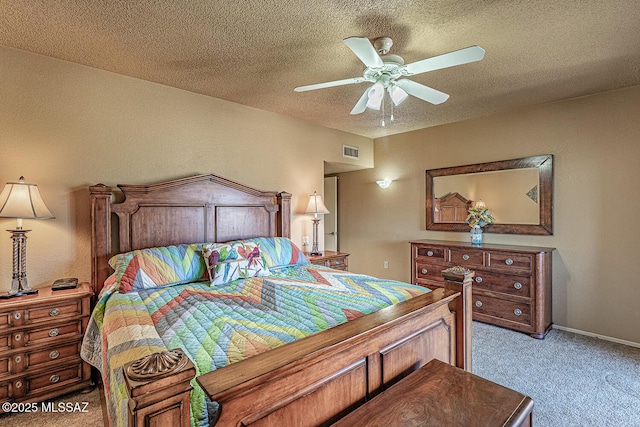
[{"left": 1, "top": 1, "right": 639, "bottom": 139}]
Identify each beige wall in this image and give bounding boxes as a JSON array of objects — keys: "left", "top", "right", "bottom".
[
  {"left": 338, "top": 85, "right": 640, "bottom": 344},
  {"left": 0, "top": 46, "right": 373, "bottom": 293}
]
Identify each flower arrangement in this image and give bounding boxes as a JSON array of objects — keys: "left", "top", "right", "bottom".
[{"left": 466, "top": 202, "right": 495, "bottom": 228}]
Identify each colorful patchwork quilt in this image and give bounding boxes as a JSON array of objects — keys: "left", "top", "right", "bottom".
[{"left": 81, "top": 264, "right": 429, "bottom": 427}]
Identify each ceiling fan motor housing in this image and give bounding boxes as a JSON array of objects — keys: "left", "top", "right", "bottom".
[{"left": 373, "top": 37, "right": 393, "bottom": 54}]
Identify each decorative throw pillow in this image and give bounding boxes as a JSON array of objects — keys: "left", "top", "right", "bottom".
[
  {"left": 108, "top": 243, "right": 208, "bottom": 293},
  {"left": 239, "top": 237, "right": 309, "bottom": 269},
  {"left": 202, "top": 241, "right": 271, "bottom": 286}
]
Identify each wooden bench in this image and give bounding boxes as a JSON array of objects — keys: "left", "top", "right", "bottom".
[{"left": 332, "top": 358, "right": 533, "bottom": 426}]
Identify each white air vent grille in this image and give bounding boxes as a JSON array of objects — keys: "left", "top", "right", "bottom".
[{"left": 343, "top": 145, "right": 359, "bottom": 159}]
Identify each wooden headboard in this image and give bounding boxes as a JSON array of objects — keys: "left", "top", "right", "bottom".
[{"left": 90, "top": 174, "right": 291, "bottom": 294}]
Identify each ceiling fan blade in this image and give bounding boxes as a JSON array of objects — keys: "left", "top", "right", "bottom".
[
  {"left": 396, "top": 79, "right": 450, "bottom": 105},
  {"left": 403, "top": 46, "right": 485, "bottom": 75},
  {"left": 350, "top": 87, "right": 371, "bottom": 115},
  {"left": 294, "top": 77, "right": 365, "bottom": 92},
  {"left": 343, "top": 37, "right": 384, "bottom": 68}
]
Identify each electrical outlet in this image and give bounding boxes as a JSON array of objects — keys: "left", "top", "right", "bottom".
[{"left": 383, "top": 261, "right": 389, "bottom": 269}]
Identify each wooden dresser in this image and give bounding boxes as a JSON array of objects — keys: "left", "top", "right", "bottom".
[
  {"left": 411, "top": 240, "right": 554, "bottom": 338},
  {"left": 0, "top": 283, "right": 93, "bottom": 410},
  {"left": 307, "top": 250, "right": 349, "bottom": 271}
]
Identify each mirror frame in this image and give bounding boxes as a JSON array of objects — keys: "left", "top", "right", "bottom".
[{"left": 426, "top": 155, "right": 553, "bottom": 235}]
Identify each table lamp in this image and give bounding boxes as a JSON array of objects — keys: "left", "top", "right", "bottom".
[
  {"left": 0, "top": 177, "right": 55, "bottom": 298},
  {"left": 304, "top": 191, "right": 329, "bottom": 256}
]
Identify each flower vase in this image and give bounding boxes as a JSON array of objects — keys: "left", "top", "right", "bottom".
[{"left": 470, "top": 226, "right": 483, "bottom": 246}]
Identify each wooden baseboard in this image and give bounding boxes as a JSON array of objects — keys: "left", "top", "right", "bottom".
[{"left": 552, "top": 325, "right": 640, "bottom": 348}]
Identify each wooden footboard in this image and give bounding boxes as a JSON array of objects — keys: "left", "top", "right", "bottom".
[{"left": 122, "top": 269, "right": 473, "bottom": 427}]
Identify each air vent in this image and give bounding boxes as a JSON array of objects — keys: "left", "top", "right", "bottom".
[{"left": 343, "top": 145, "right": 359, "bottom": 159}]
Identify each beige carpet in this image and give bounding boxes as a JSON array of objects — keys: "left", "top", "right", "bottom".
[
  {"left": 0, "top": 386, "right": 103, "bottom": 427},
  {"left": 2, "top": 322, "right": 638, "bottom": 427},
  {"left": 473, "top": 321, "right": 640, "bottom": 426}
]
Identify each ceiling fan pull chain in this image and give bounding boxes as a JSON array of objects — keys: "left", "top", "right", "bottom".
[
  {"left": 381, "top": 96, "right": 386, "bottom": 127},
  {"left": 390, "top": 100, "right": 395, "bottom": 122}
]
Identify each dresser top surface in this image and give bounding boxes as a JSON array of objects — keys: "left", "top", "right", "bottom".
[
  {"left": 0, "top": 282, "right": 93, "bottom": 310},
  {"left": 410, "top": 239, "right": 555, "bottom": 253}
]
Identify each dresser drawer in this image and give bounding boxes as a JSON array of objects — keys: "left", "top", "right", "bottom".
[
  {"left": 472, "top": 272, "right": 531, "bottom": 298},
  {"left": 7, "top": 341, "right": 82, "bottom": 375},
  {"left": 326, "top": 256, "right": 348, "bottom": 270},
  {"left": 0, "top": 355, "right": 8, "bottom": 378},
  {"left": 0, "top": 334, "right": 9, "bottom": 352},
  {"left": 26, "top": 300, "right": 84, "bottom": 324},
  {"left": 414, "top": 245, "right": 447, "bottom": 263},
  {"left": 472, "top": 294, "right": 531, "bottom": 325},
  {"left": 0, "top": 312, "right": 10, "bottom": 331},
  {"left": 488, "top": 252, "right": 532, "bottom": 272},
  {"left": 8, "top": 320, "right": 84, "bottom": 349},
  {"left": 415, "top": 262, "right": 447, "bottom": 282},
  {"left": 449, "top": 248, "right": 484, "bottom": 267},
  {"left": 4, "top": 300, "right": 84, "bottom": 330},
  {"left": 6, "top": 361, "right": 85, "bottom": 399}
]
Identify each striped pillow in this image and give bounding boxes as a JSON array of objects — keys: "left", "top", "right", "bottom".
[
  {"left": 242, "top": 237, "right": 309, "bottom": 269},
  {"left": 109, "top": 243, "right": 208, "bottom": 293}
]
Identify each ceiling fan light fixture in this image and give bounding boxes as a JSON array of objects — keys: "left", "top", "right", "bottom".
[
  {"left": 389, "top": 86, "right": 408, "bottom": 106},
  {"left": 366, "top": 83, "right": 384, "bottom": 110}
]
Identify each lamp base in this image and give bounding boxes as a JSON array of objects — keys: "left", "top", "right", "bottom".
[
  {"left": 0, "top": 288, "right": 38, "bottom": 299},
  {"left": 309, "top": 251, "right": 323, "bottom": 256}
]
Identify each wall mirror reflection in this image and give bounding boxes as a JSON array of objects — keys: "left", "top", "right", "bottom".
[{"left": 426, "top": 155, "right": 553, "bottom": 235}]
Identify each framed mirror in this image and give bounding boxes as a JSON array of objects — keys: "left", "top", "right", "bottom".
[{"left": 426, "top": 155, "right": 553, "bottom": 235}]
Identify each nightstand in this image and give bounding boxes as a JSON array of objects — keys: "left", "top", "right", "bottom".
[
  {"left": 307, "top": 250, "right": 350, "bottom": 271},
  {"left": 0, "top": 283, "right": 93, "bottom": 410}
]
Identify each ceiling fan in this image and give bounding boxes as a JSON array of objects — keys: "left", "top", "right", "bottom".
[{"left": 294, "top": 37, "right": 485, "bottom": 116}]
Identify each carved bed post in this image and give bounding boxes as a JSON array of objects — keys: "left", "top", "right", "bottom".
[
  {"left": 441, "top": 266, "right": 474, "bottom": 371},
  {"left": 124, "top": 349, "right": 196, "bottom": 427},
  {"left": 90, "top": 184, "right": 113, "bottom": 296},
  {"left": 276, "top": 192, "right": 292, "bottom": 238}
]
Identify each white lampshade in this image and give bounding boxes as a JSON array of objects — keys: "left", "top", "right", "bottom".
[
  {"left": 304, "top": 191, "right": 330, "bottom": 216},
  {"left": 0, "top": 177, "right": 55, "bottom": 224},
  {"left": 366, "top": 83, "right": 384, "bottom": 110},
  {"left": 389, "top": 86, "right": 408, "bottom": 106}
]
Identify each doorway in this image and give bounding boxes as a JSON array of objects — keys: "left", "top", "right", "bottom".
[{"left": 324, "top": 176, "right": 338, "bottom": 251}]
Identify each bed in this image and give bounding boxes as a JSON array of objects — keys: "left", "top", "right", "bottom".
[{"left": 82, "top": 173, "right": 472, "bottom": 427}]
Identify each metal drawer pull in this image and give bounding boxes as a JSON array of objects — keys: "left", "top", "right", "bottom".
[
  {"left": 427, "top": 251, "right": 434, "bottom": 256},
  {"left": 514, "top": 282, "right": 523, "bottom": 290},
  {"left": 475, "top": 277, "right": 483, "bottom": 283},
  {"left": 50, "top": 374, "right": 60, "bottom": 384},
  {"left": 514, "top": 309, "right": 522, "bottom": 316},
  {"left": 15, "top": 356, "right": 21, "bottom": 363},
  {"left": 15, "top": 381, "right": 22, "bottom": 389},
  {"left": 49, "top": 328, "right": 59, "bottom": 337},
  {"left": 462, "top": 254, "right": 470, "bottom": 261},
  {"left": 14, "top": 334, "right": 21, "bottom": 342},
  {"left": 334, "top": 261, "right": 341, "bottom": 265},
  {"left": 49, "top": 308, "right": 60, "bottom": 317},
  {"left": 505, "top": 258, "right": 514, "bottom": 265},
  {"left": 50, "top": 350, "right": 60, "bottom": 360},
  {"left": 421, "top": 268, "right": 428, "bottom": 274},
  {"left": 475, "top": 301, "right": 483, "bottom": 307},
  {"left": 14, "top": 312, "right": 21, "bottom": 320}
]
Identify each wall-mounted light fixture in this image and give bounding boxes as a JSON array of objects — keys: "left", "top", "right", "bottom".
[{"left": 376, "top": 179, "right": 392, "bottom": 189}]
